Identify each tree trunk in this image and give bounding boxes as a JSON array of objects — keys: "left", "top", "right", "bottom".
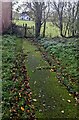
[
  {"left": 35, "top": 20, "right": 41, "bottom": 38},
  {"left": 34, "top": 2, "right": 43, "bottom": 38},
  {"left": 43, "top": 20, "right": 46, "bottom": 37},
  {"left": 60, "top": 18, "right": 63, "bottom": 37},
  {"left": 72, "top": 6, "right": 75, "bottom": 37}
]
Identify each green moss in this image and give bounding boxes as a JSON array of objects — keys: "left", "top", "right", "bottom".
[{"left": 23, "top": 40, "right": 78, "bottom": 118}]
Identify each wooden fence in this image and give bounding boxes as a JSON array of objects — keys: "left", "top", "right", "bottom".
[{"left": 12, "top": 23, "right": 35, "bottom": 38}]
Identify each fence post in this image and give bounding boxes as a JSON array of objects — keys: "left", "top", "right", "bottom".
[
  {"left": 33, "top": 26, "right": 34, "bottom": 36},
  {"left": 25, "top": 24, "right": 27, "bottom": 37},
  {"left": 23, "top": 23, "right": 24, "bottom": 27}
]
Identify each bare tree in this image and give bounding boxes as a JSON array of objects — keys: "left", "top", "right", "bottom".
[
  {"left": 51, "top": 0, "right": 79, "bottom": 38},
  {"left": 51, "top": 1, "right": 64, "bottom": 37},
  {"left": 42, "top": 2, "right": 50, "bottom": 37},
  {"left": 22, "top": 2, "right": 47, "bottom": 38},
  {"left": 34, "top": 2, "right": 44, "bottom": 38}
]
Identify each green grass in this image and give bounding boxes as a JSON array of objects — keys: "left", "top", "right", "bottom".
[
  {"left": 2, "top": 35, "right": 17, "bottom": 119},
  {"left": 2, "top": 35, "right": 78, "bottom": 119},
  {"left": 41, "top": 22, "right": 60, "bottom": 37},
  {"left": 2, "top": 35, "right": 35, "bottom": 119},
  {"left": 13, "top": 20, "right": 60, "bottom": 37},
  {"left": 23, "top": 39, "right": 78, "bottom": 118},
  {"left": 13, "top": 20, "right": 35, "bottom": 27}
]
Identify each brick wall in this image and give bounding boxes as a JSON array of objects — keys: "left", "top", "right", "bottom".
[
  {"left": 0, "top": 2, "right": 12, "bottom": 34},
  {"left": 0, "top": 2, "right": 2, "bottom": 34}
]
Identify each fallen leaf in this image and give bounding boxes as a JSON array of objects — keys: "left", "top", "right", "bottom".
[
  {"left": 51, "top": 97, "right": 54, "bottom": 99},
  {"left": 69, "top": 94, "right": 72, "bottom": 96},
  {"left": 75, "top": 97, "right": 77, "bottom": 101},
  {"left": 53, "top": 106, "right": 55, "bottom": 108},
  {"left": 39, "top": 109, "right": 42, "bottom": 112},
  {"left": 30, "top": 92, "right": 32, "bottom": 95},
  {"left": 48, "top": 106, "right": 51, "bottom": 108},
  {"left": 50, "top": 69, "right": 54, "bottom": 72},
  {"left": 62, "top": 98, "right": 65, "bottom": 101},
  {"left": 39, "top": 94, "right": 41, "bottom": 98},
  {"left": 21, "top": 107, "right": 24, "bottom": 111},
  {"left": 34, "top": 81, "right": 36, "bottom": 84},
  {"left": 61, "top": 110, "right": 64, "bottom": 114},
  {"left": 53, "top": 66, "right": 56, "bottom": 68},
  {"left": 43, "top": 104, "right": 46, "bottom": 107},
  {"left": 67, "top": 100, "right": 71, "bottom": 103},
  {"left": 75, "top": 103, "right": 77, "bottom": 106},
  {"left": 33, "top": 99, "right": 37, "bottom": 102},
  {"left": 19, "top": 93, "right": 21, "bottom": 97},
  {"left": 26, "top": 109, "right": 30, "bottom": 113},
  {"left": 27, "top": 94, "right": 31, "bottom": 98}
]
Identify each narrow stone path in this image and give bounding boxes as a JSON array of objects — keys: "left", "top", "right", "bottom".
[{"left": 23, "top": 39, "right": 78, "bottom": 119}]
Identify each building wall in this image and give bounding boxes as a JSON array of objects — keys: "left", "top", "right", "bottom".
[
  {"left": 0, "top": 2, "right": 12, "bottom": 34},
  {"left": 0, "top": 2, "right": 2, "bottom": 34}
]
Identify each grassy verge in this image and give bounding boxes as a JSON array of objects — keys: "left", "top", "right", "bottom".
[{"left": 23, "top": 39, "right": 78, "bottom": 119}]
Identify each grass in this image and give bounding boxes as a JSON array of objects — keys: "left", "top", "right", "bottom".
[
  {"left": 13, "top": 20, "right": 60, "bottom": 37},
  {"left": 41, "top": 22, "right": 60, "bottom": 37},
  {"left": 14, "top": 20, "right": 35, "bottom": 27},
  {"left": 2, "top": 35, "right": 17, "bottom": 119},
  {"left": 23, "top": 39, "right": 78, "bottom": 118},
  {"left": 2, "top": 34, "right": 78, "bottom": 119},
  {"left": 2, "top": 35, "right": 35, "bottom": 119}
]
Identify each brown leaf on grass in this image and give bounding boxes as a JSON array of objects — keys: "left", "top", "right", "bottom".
[
  {"left": 33, "top": 99, "right": 37, "bottom": 102},
  {"left": 67, "top": 100, "right": 71, "bottom": 103},
  {"left": 61, "top": 110, "right": 64, "bottom": 114},
  {"left": 50, "top": 69, "right": 55, "bottom": 72},
  {"left": 21, "top": 107, "right": 24, "bottom": 111}
]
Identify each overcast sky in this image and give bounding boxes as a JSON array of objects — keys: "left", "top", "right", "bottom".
[
  {"left": 1, "top": 0, "right": 78, "bottom": 2},
  {"left": 19, "top": 0, "right": 78, "bottom": 2},
  {"left": 12, "top": 0, "right": 78, "bottom": 12},
  {"left": 18, "top": 0, "right": 78, "bottom": 3}
]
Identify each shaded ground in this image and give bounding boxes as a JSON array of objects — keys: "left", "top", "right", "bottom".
[{"left": 23, "top": 39, "right": 78, "bottom": 119}]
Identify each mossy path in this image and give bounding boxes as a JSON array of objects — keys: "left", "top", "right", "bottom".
[{"left": 23, "top": 39, "right": 78, "bottom": 119}]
